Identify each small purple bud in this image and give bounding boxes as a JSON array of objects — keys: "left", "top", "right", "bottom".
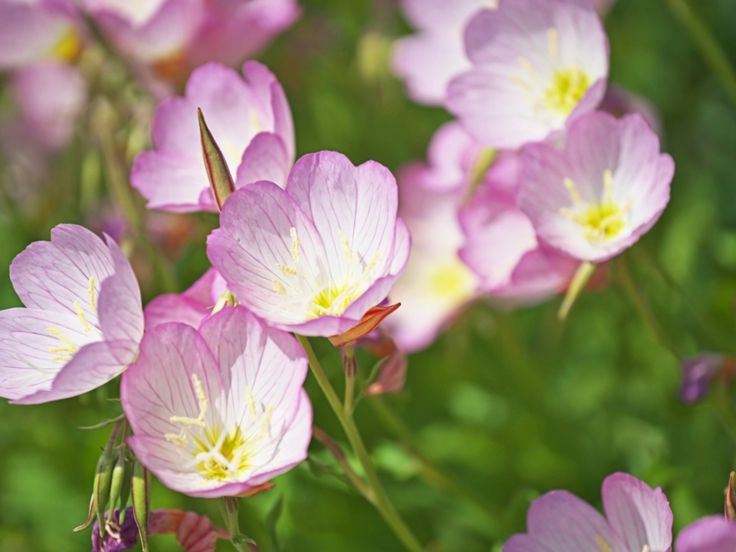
[
  {"left": 679, "top": 354, "right": 728, "bottom": 403},
  {"left": 91, "top": 508, "right": 138, "bottom": 552}
]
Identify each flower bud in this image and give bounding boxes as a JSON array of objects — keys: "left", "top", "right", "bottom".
[
  {"left": 131, "top": 460, "right": 150, "bottom": 552},
  {"left": 198, "top": 108, "right": 235, "bottom": 211}
]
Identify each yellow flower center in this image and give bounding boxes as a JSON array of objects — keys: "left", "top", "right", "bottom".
[
  {"left": 193, "top": 427, "right": 252, "bottom": 481},
  {"left": 51, "top": 30, "right": 82, "bottom": 63},
  {"left": 560, "top": 170, "right": 630, "bottom": 243},
  {"left": 543, "top": 67, "right": 590, "bottom": 116},
  {"left": 308, "top": 282, "right": 361, "bottom": 319},
  {"left": 427, "top": 259, "right": 475, "bottom": 303}
]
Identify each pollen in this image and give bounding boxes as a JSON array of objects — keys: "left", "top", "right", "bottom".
[
  {"left": 308, "top": 283, "right": 360, "bottom": 319},
  {"left": 543, "top": 67, "right": 590, "bottom": 116},
  {"left": 51, "top": 29, "right": 82, "bottom": 63}
]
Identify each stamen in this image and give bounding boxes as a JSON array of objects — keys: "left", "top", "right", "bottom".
[
  {"left": 602, "top": 169, "right": 614, "bottom": 200},
  {"left": 249, "top": 109, "right": 263, "bottom": 134},
  {"left": 88, "top": 277, "right": 97, "bottom": 311},
  {"left": 595, "top": 535, "right": 613, "bottom": 552},
  {"left": 245, "top": 387, "right": 258, "bottom": 419},
  {"left": 289, "top": 227, "right": 300, "bottom": 263},
  {"left": 338, "top": 230, "right": 354, "bottom": 264},
  {"left": 168, "top": 374, "right": 208, "bottom": 430},
  {"left": 518, "top": 57, "right": 536, "bottom": 78},
  {"left": 47, "top": 327, "right": 78, "bottom": 363},
  {"left": 279, "top": 264, "right": 298, "bottom": 276},
  {"left": 563, "top": 178, "right": 584, "bottom": 205},
  {"left": 73, "top": 301, "right": 91, "bottom": 333}
]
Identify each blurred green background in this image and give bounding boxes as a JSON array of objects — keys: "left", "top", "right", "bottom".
[{"left": 1, "top": 0, "right": 736, "bottom": 550}]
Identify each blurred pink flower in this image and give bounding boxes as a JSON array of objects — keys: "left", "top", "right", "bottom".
[
  {"left": 0, "top": 225, "right": 143, "bottom": 404},
  {"left": 121, "top": 307, "right": 311, "bottom": 497},
  {"left": 519, "top": 111, "right": 674, "bottom": 263},
  {"left": 144, "top": 268, "right": 227, "bottom": 329},
  {"left": 504, "top": 472, "right": 673, "bottom": 552},
  {"left": 207, "top": 151, "right": 410, "bottom": 337},
  {"left": 675, "top": 516, "right": 736, "bottom": 552},
  {"left": 446, "top": 0, "right": 609, "bottom": 149},
  {"left": 601, "top": 83, "right": 663, "bottom": 137},
  {"left": 131, "top": 61, "right": 294, "bottom": 212},
  {"left": 391, "top": 0, "right": 494, "bottom": 106},
  {"left": 10, "top": 61, "right": 86, "bottom": 151},
  {"left": 90, "top": 0, "right": 299, "bottom": 81},
  {"left": 383, "top": 123, "right": 479, "bottom": 352},
  {"left": 460, "top": 151, "right": 577, "bottom": 304}
]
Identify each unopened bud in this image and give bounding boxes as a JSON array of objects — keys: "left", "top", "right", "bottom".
[
  {"left": 726, "top": 471, "right": 736, "bottom": 520},
  {"left": 131, "top": 460, "right": 151, "bottom": 552}
]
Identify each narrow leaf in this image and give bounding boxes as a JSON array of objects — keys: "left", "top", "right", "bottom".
[{"left": 198, "top": 107, "right": 235, "bottom": 211}]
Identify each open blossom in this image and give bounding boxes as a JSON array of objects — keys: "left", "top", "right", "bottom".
[
  {"left": 0, "top": 0, "right": 81, "bottom": 70},
  {"left": 132, "top": 61, "right": 294, "bottom": 212},
  {"left": 460, "top": 151, "right": 577, "bottom": 303},
  {"left": 121, "top": 307, "right": 311, "bottom": 497},
  {"left": 392, "top": 0, "right": 494, "bottom": 105},
  {"left": 675, "top": 516, "right": 736, "bottom": 552},
  {"left": 447, "top": 0, "right": 609, "bottom": 149},
  {"left": 519, "top": 111, "right": 674, "bottom": 263},
  {"left": 504, "top": 472, "right": 672, "bottom": 552},
  {"left": 382, "top": 123, "right": 479, "bottom": 352},
  {"left": 208, "top": 151, "right": 410, "bottom": 337},
  {"left": 144, "top": 268, "right": 228, "bottom": 329},
  {"left": 89, "top": 0, "right": 299, "bottom": 81},
  {"left": 0, "top": 225, "right": 143, "bottom": 404}
]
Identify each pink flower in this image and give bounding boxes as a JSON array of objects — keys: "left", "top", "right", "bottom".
[
  {"left": 131, "top": 61, "right": 294, "bottom": 212},
  {"left": 10, "top": 61, "right": 86, "bottom": 151},
  {"left": 144, "top": 268, "right": 228, "bottom": 329},
  {"left": 383, "top": 123, "right": 479, "bottom": 352},
  {"left": 504, "top": 472, "right": 673, "bottom": 552},
  {"left": 675, "top": 516, "right": 736, "bottom": 552},
  {"left": 391, "top": 0, "right": 493, "bottom": 106},
  {"left": 460, "top": 152, "right": 577, "bottom": 303},
  {"left": 446, "top": 0, "right": 609, "bottom": 149},
  {"left": 207, "top": 151, "right": 410, "bottom": 337},
  {"left": 0, "top": 224, "right": 143, "bottom": 404},
  {"left": 0, "top": 0, "right": 80, "bottom": 70},
  {"left": 90, "top": 0, "right": 299, "bottom": 79},
  {"left": 121, "top": 307, "right": 311, "bottom": 497},
  {"left": 519, "top": 111, "right": 674, "bottom": 263}
]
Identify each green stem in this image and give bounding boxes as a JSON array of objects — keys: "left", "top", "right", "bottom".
[
  {"left": 558, "top": 261, "right": 596, "bottom": 320},
  {"left": 219, "top": 498, "right": 259, "bottom": 552},
  {"left": 342, "top": 345, "right": 356, "bottom": 415},
  {"left": 617, "top": 257, "right": 681, "bottom": 358},
  {"left": 296, "top": 336, "right": 423, "bottom": 552},
  {"left": 665, "top": 0, "right": 736, "bottom": 107}
]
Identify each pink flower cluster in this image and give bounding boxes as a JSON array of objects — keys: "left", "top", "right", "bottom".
[{"left": 385, "top": 0, "right": 674, "bottom": 352}]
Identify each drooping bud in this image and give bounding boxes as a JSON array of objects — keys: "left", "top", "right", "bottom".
[
  {"left": 198, "top": 108, "right": 235, "bottom": 211},
  {"left": 726, "top": 471, "right": 736, "bottom": 521},
  {"left": 131, "top": 460, "right": 151, "bottom": 552},
  {"left": 367, "top": 348, "right": 408, "bottom": 396}
]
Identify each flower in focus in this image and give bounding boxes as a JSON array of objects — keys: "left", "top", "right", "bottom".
[
  {"left": 391, "top": 0, "right": 494, "bottom": 106},
  {"left": 132, "top": 61, "right": 294, "bottom": 212},
  {"left": 675, "top": 516, "right": 736, "bottom": 552},
  {"left": 92, "top": 507, "right": 228, "bottom": 552},
  {"left": 504, "top": 472, "right": 672, "bottom": 552},
  {"left": 519, "top": 111, "right": 674, "bottom": 263},
  {"left": 208, "top": 151, "right": 410, "bottom": 337},
  {"left": 460, "top": 150, "right": 577, "bottom": 304},
  {"left": 144, "top": 268, "right": 228, "bottom": 329},
  {"left": 447, "top": 0, "right": 609, "bottom": 149},
  {"left": 0, "top": 224, "right": 143, "bottom": 404},
  {"left": 121, "top": 307, "right": 311, "bottom": 497},
  {"left": 383, "top": 123, "right": 480, "bottom": 352}
]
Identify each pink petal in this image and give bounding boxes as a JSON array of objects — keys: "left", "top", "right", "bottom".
[
  {"left": 98, "top": 235, "right": 144, "bottom": 343},
  {"left": 235, "top": 132, "right": 291, "bottom": 189},
  {"left": 675, "top": 516, "right": 736, "bottom": 552},
  {"left": 601, "top": 472, "right": 673, "bottom": 552}
]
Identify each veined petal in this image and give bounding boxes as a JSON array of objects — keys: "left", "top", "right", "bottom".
[{"left": 675, "top": 516, "right": 736, "bottom": 552}]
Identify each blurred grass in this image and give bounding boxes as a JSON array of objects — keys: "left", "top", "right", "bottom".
[{"left": 1, "top": 0, "right": 736, "bottom": 550}]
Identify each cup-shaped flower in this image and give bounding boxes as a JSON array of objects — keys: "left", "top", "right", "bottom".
[
  {"left": 519, "top": 112, "right": 674, "bottom": 263},
  {"left": 460, "top": 151, "right": 577, "bottom": 303},
  {"left": 121, "top": 307, "right": 311, "bottom": 497},
  {"left": 447, "top": 0, "right": 609, "bottom": 149},
  {"left": 132, "top": 61, "right": 294, "bottom": 212},
  {"left": 144, "top": 268, "right": 228, "bottom": 329},
  {"left": 383, "top": 123, "right": 480, "bottom": 352},
  {"left": 504, "top": 472, "right": 672, "bottom": 552},
  {"left": 207, "top": 151, "right": 411, "bottom": 337},
  {"left": 0, "top": 224, "right": 143, "bottom": 404},
  {"left": 675, "top": 516, "right": 736, "bottom": 552},
  {"left": 392, "top": 0, "right": 493, "bottom": 105}
]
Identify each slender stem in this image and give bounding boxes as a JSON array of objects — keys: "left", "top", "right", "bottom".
[
  {"left": 665, "top": 0, "right": 736, "bottom": 107},
  {"left": 296, "top": 336, "right": 423, "bottom": 552},
  {"left": 219, "top": 498, "right": 260, "bottom": 552},
  {"left": 617, "top": 257, "right": 681, "bottom": 358},
  {"left": 342, "top": 345, "right": 356, "bottom": 415},
  {"left": 558, "top": 261, "right": 596, "bottom": 320}
]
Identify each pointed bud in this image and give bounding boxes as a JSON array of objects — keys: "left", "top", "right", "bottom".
[
  {"left": 107, "top": 452, "right": 127, "bottom": 522},
  {"left": 93, "top": 421, "right": 123, "bottom": 536},
  {"left": 726, "top": 471, "right": 736, "bottom": 520},
  {"left": 131, "top": 460, "right": 151, "bottom": 552},
  {"left": 198, "top": 107, "right": 235, "bottom": 211},
  {"left": 328, "top": 303, "right": 401, "bottom": 347},
  {"left": 367, "top": 348, "right": 407, "bottom": 396},
  {"left": 117, "top": 459, "right": 132, "bottom": 526}
]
